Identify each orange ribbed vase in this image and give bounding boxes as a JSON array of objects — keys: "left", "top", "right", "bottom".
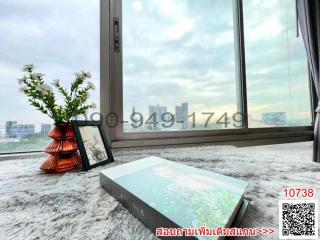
[{"left": 40, "top": 123, "right": 81, "bottom": 173}]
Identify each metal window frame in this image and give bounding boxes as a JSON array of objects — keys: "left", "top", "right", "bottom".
[
  {"left": 103, "top": 0, "right": 314, "bottom": 148},
  {"left": 0, "top": 0, "right": 313, "bottom": 157}
]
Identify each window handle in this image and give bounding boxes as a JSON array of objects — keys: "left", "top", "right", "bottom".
[
  {"left": 113, "top": 17, "right": 120, "bottom": 52},
  {"left": 296, "top": 0, "right": 299, "bottom": 37}
]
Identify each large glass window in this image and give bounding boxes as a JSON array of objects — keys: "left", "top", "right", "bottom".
[
  {"left": 123, "top": 0, "right": 242, "bottom": 132},
  {"left": 0, "top": 0, "right": 313, "bottom": 153},
  {"left": 0, "top": 0, "right": 100, "bottom": 153},
  {"left": 243, "top": 0, "right": 312, "bottom": 127}
]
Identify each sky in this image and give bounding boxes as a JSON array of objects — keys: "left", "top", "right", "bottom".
[
  {"left": 123, "top": 0, "right": 312, "bottom": 126},
  {"left": 123, "top": 0, "right": 238, "bottom": 122},
  {"left": 0, "top": 0, "right": 312, "bottom": 128},
  {"left": 243, "top": 0, "right": 311, "bottom": 124},
  {"left": 0, "top": 0, "right": 100, "bottom": 126}
]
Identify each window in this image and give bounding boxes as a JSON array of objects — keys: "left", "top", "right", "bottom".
[
  {"left": 0, "top": 1, "right": 100, "bottom": 153},
  {"left": 121, "top": 0, "right": 312, "bottom": 135},
  {"left": 243, "top": 0, "right": 312, "bottom": 127},
  {"left": 0, "top": 0, "right": 313, "bottom": 153},
  {"left": 122, "top": 0, "right": 243, "bottom": 132}
]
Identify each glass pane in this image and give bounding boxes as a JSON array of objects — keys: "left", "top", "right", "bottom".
[
  {"left": 243, "top": 0, "right": 312, "bottom": 128},
  {"left": 0, "top": 1, "right": 100, "bottom": 153},
  {"left": 123, "top": 0, "right": 242, "bottom": 132}
]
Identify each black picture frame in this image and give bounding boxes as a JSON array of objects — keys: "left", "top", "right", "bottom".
[{"left": 72, "top": 120, "right": 114, "bottom": 171}]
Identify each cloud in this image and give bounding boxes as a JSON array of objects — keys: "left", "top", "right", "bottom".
[
  {"left": 247, "top": 16, "right": 283, "bottom": 41},
  {"left": 152, "top": 0, "right": 187, "bottom": 19},
  {"left": 0, "top": 0, "right": 99, "bottom": 125},
  {"left": 132, "top": 0, "right": 143, "bottom": 12},
  {"left": 214, "top": 30, "right": 235, "bottom": 46},
  {"left": 0, "top": 0, "right": 312, "bottom": 127},
  {"left": 122, "top": 0, "right": 311, "bottom": 124}
]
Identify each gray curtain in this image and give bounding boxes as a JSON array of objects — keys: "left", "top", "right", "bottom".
[{"left": 297, "top": 0, "right": 320, "bottom": 163}]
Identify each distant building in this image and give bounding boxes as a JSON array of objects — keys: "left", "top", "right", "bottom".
[
  {"left": 175, "top": 102, "right": 189, "bottom": 129},
  {"left": 5, "top": 121, "right": 35, "bottom": 138},
  {"left": 5, "top": 121, "right": 17, "bottom": 137},
  {"left": 0, "top": 128, "right": 5, "bottom": 139},
  {"left": 41, "top": 124, "right": 52, "bottom": 135},
  {"left": 262, "top": 112, "right": 286, "bottom": 126},
  {"left": 148, "top": 105, "right": 168, "bottom": 123}
]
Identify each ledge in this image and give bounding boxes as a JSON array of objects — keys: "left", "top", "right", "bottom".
[
  {"left": 0, "top": 131, "right": 313, "bottom": 160},
  {"left": 0, "top": 152, "right": 46, "bottom": 161},
  {"left": 111, "top": 131, "right": 313, "bottom": 149}
]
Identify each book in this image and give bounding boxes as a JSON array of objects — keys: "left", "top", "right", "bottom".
[{"left": 100, "top": 156, "right": 248, "bottom": 239}]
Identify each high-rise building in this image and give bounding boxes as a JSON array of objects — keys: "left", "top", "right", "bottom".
[
  {"left": 175, "top": 102, "right": 189, "bottom": 129},
  {"left": 5, "top": 121, "right": 35, "bottom": 138},
  {"left": 5, "top": 121, "right": 17, "bottom": 137},
  {"left": 148, "top": 105, "right": 168, "bottom": 123},
  {"left": 0, "top": 128, "right": 5, "bottom": 139},
  {"left": 41, "top": 124, "right": 52, "bottom": 135},
  {"left": 262, "top": 112, "right": 286, "bottom": 126}
]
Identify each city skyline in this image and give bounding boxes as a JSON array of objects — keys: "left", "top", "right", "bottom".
[
  {"left": 4, "top": 121, "right": 52, "bottom": 137},
  {"left": 1, "top": 107, "right": 312, "bottom": 129}
]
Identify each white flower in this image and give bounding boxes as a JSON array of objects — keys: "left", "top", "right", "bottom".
[
  {"left": 76, "top": 71, "right": 92, "bottom": 79},
  {"left": 36, "top": 84, "right": 52, "bottom": 94},
  {"left": 91, "top": 103, "right": 97, "bottom": 109},
  {"left": 76, "top": 71, "right": 85, "bottom": 79},
  {"left": 33, "top": 73, "right": 45, "bottom": 79},
  {"left": 19, "top": 85, "right": 27, "bottom": 93},
  {"left": 17, "top": 76, "right": 27, "bottom": 85},
  {"left": 84, "top": 72, "right": 92, "bottom": 79},
  {"left": 52, "top": 79, "right": 60, "bottom": 86},
  {"left": 36, "top": 85, "right": 43, "bottom": 92},
  {"left": 42, "top": 84, "right": 52, "bottom": 92},
  {"left": 22, "top": 64, "right": 35, "bottom": 72},
  {"left": 87, "top": 82, "right": 95, "bottom": 90}
]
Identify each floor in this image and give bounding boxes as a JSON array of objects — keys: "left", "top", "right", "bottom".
[{"left": 0, "top": 141, "right": 319, "bottom": 240}]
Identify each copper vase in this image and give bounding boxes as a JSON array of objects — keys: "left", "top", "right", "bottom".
[{"left": 40, "top": 123, "right": 81, "bottom": 173}]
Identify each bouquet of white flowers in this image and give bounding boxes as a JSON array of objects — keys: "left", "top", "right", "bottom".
[{"left": 18, "top": 64, "right": 96, "bottom": 124}]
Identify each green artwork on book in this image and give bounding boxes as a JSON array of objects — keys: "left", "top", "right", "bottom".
[{"left": 103, "top": 157, "right": 248, "bottom": 239}]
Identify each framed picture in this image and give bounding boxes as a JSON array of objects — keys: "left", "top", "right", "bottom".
[{"left": 72, "top": 120, "right": 114, "bottom": 171}]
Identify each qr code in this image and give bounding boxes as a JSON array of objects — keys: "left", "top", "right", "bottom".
[{"left": 279, "top": 200, "right": 318, "bottom": 239}]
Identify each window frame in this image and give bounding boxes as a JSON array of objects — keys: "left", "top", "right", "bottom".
[
  {"left": 0, "top": 0, "right": 312, "bottom": 156},
  {"left": 0, "top": 0, "right": 313, "bottom": 156},
  {"left": 104, "top": 0, "right": 314, "bottom": 148}
]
